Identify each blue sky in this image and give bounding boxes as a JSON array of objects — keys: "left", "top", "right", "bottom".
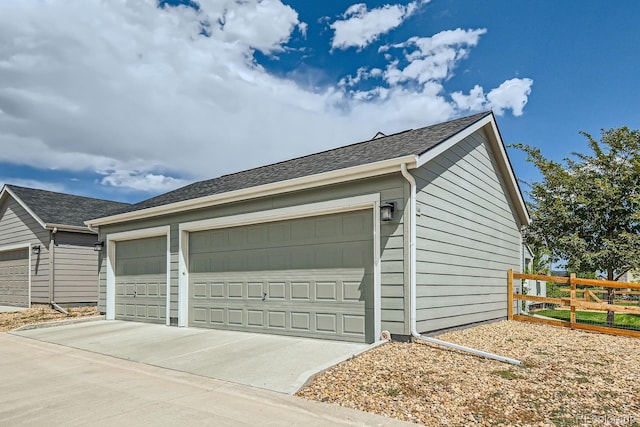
[{"left": 0, "top": 0, "right": 638, "bottom": 203}]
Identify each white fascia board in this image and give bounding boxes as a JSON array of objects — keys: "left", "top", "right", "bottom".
[
  {"left": 0, "top": 187, "right": 47, "bottom": 229},
  {"left": 415, "top": 114, "right": 531, "bottom": 226},
  {"left": 485, "top": 118, "right": 531, "bottom": 226},
  {"left": 179, "top": 193, "right": 381, "bottom": 232},
  {"left": 87, "top": 155, "right": 417, "bottom": 227}
]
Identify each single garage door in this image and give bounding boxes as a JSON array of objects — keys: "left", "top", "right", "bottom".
[
  {"left": 0, "top": 248, "right": 29, "bottom": 307},
  {"left": 188, "top": 210, "right": 374, "bottom": 342},
  {"left": 115, "top": 236, "right": 167, "bottom": 323}
]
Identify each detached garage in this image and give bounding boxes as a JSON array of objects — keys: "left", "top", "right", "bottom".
[
  {"left": 88, "top": 112, "right": 530, "bottom": 343},
  {"left": 0, "top": 185, "right": 129, "bottom": 308}
]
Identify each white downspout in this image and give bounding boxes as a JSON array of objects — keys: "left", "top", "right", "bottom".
[
  {"left": 399, "top": 163, "right": 418, "bottom": 338},
  {"left": 49, "top": 227, "right": 68, "bottom": 315},
  {"left": 400, "top": 163, "right": 521, "bottom": 366}
]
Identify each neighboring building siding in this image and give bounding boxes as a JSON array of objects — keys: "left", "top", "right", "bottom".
[
  {"left": 53, "top": 232, "right": 98, "bottom": 304},
  {"left": 0, "top": 197, "right": 50, "bottom": 303},
  {"left": 98, "top": 174, "right": 408, "bottom": 335},
  {"left": 412, "top": 129, "right": 522, "bottom": 332}
]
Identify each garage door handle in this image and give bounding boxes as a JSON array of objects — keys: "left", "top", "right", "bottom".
[
  {"left": 262, "top": 292, "right": 267, "bottom": 301},
  {"left": 133, "top": 291, "right": 137, "bottom": 298}
]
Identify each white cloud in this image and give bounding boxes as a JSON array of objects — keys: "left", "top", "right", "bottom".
[
  {"left": 452, "top": 78, "right": 534, "bottom": 116},
  {"left": 381, "top": 29, "right": 487, "bottom": 84},
  {"left": 330, "top": 1, "right": 425, "bottom": 50},
  {"left": 0, "top": 0, "right": 533, "bottom": 193},
  {"left": 99, "top": 170, "right": 189, "bottom": 193},
  {"left": 213, "top": 0, "right": 300, "bottom": 53},
  {"left": 298, "top": 22, "right": 308, "bottom": 38},
  {"left": 487, "top": 78, "right": 534, "bottom": 116}
]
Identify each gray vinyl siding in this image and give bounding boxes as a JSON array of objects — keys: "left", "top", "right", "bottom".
[
  {"left": 412, "top": 129, "right": 522, "bottom": 332},
  {"left": 0, "top": 197, "right": 50, "bottom": 303},
  {"left": 52, "top": 232, "right": 98, "bottom": 304},
  {"left": 98, "top": 174, "right": 408, "bottom": 335}
]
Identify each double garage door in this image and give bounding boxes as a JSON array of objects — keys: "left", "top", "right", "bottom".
[
  {"left": 0, "top": 248, "right": 29, "bottom": 307},
  {"left": 113, "top": 210, "right": 374, "bottom": 342},
  {"left": 188, "top": 210, "right": 374, "bottom": 342}
]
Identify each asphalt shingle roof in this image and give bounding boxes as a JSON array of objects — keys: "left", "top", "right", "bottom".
[
  {"left": 100, "top": 111, "right": 492, "bottom": 218},
  {"left": 6, "top": 185, "right": 131, "bottom": 228}
]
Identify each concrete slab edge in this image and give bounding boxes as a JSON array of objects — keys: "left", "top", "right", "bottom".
[
  {"left": 294, "top": 339, "right": 390, "bottom": 394},
  {"left": 11, "top": 315, "right": 106, "bottom": 332}
]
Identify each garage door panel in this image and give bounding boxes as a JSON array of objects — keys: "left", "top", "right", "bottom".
[
  {"left": 247, "top": 282, "right": 263, "bottom": 298},
  {"left": 291, "top": 282, "right": 310, "bottom": 300},
  {"left": 194, "top": 244, "right": 373, "bottom": 274},
  {"left": 116, "top": 301, "right": 166, "bottom": 321},
  {"left": 0, "top": 249, "right": 29, "bottom": 307},
  {"left": 343, "top": 281, "right": 362, "bottom": 301}
]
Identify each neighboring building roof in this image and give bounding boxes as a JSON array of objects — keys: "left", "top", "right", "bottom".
[
  {"left": 1, "top": 185, "right": 130, "bottom": 231},
  {"left": 121, "top": 111, "right": 491, "bottom": 213}
]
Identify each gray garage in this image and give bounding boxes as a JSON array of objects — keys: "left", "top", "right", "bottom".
[
  {"left": 0, "top": 185, "right": 129, "bottom": 308},
  {"left": 89, "top": 112, "right": 530, "bottom": 343}
]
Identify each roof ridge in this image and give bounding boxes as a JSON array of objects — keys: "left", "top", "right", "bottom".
[
  {"left": 120, "top": 111, "right": 493, "bottom": 213},
  {"left": 5, "top": 184, "right": 131, "bottom": 206},
  {"left": 170, "top": 112, "right": 489, "bottom": 193},
  {"left": 182, "top": 128, "right": 416, "bottom": 188}
]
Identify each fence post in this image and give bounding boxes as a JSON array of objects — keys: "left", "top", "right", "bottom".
[
  {"left": 507, "top": 269, "right": 514, "bottom": 320},
  {"left": 569, "top": 273, "right": 576, "bottom": 329}
]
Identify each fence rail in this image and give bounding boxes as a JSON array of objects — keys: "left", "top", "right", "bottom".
[{"left": 507, "top": 269, "right": 640, "bottom": 338}]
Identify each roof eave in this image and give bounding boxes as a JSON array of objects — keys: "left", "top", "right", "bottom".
[
  {"left": 86, "top": 155, "right": 419, "bottom": 227},
  {"left": 45, "top": 223, "right": 96, "bottom": 234}
]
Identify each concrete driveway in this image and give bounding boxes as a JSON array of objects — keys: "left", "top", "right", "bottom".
[
  {"left": 12, "top": 320, "right": 374, "bottom": 394},
  {"left": 0, "top": 333, "right": 412, "bottom": 426}
]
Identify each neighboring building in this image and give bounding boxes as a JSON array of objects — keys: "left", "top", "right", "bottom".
[
  {"left": 87, "top": 111, "right": 530, "bottom": 343},
  {"left": 0, "top": 185, "right": 129, "bottom": 307},
  {"left": 521, "top": 245, "right": 546, "bottom": 311},
  {"left": 618, "top": 270, "right": 638, "bottom": 283}
]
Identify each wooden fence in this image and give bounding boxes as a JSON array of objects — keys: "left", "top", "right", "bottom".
[{"left": 507, "top": 269, "right": 640, "bottom": 338}]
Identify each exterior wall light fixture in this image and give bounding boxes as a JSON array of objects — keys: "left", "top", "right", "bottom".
[
  {"left": 380, "top": 202, "right": 396, "bottom": 222},
  {"left": 32, "top": 245, "right": 41, "bottom": 255},
  {"left": 93, "top": 240, "right": 105, "bottom": 252}
]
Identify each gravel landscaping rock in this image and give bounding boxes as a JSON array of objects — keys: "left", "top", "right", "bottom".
[
  {"left": 297, "top": 321, "right": 640, "bottom": 426},
  {"left": 0, "top": 305, "right": 99, "bottom": 332}
]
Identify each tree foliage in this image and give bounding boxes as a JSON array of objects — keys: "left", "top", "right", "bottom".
[{"left": 514, "top": 127, "right": 640, "bottom": 281}]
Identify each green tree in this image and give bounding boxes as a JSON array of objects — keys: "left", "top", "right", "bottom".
[{"left": 514, "top": 127, "right": 640, "bottom": 325}]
